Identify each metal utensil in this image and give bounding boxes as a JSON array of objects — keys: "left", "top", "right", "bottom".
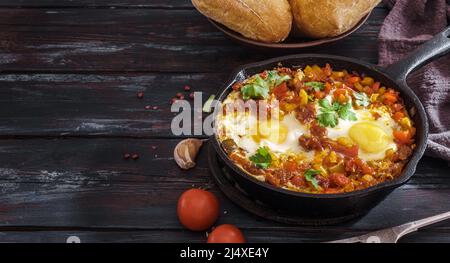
[{"left": 328, "top": 211, "right": 450, "bottom": 243}]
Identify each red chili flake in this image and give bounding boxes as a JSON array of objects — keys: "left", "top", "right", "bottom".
[
  {"left": 152, "top": 106, "right": 158, "bottom": 110},
  {"left": 189, "top": 92, "right": 195, "bottom": 100},
  {"left": 145, "top": 105, "right": 151, "bottom": 110},
  {"left": 131, "top": 154, "right": 139, "bottom": 160},
  {"left": 184, "top": 85, "right": 191, "bottom": 91},
  {"left": 123, "top": 153, "right": 131, "bottom": 160},
  {"left": 137, "top": 91, "right": 144, "bottom": 99}
]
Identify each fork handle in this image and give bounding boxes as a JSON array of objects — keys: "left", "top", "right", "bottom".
[{"left": 396, "top": 211, "right": 450, "bottom": 237}]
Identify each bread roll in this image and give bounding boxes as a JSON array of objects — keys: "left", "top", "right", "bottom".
[
  {"left": 191, "top": 0, "right": 292, "bottom": 43},
  {"left": 289, "top": 0, "right": 381, "bottom": 38}
]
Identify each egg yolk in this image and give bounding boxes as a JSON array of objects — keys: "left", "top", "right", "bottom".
[
  {"left": 349, "top": 122, "right": 390, "bottom": 153},
  {"left": 252, "top": 121, "right": 288, "bottom": 144}
]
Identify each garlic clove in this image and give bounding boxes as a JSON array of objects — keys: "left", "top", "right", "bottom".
[{"left": 174, "top": 138, "right": 205, "bottom": 170}]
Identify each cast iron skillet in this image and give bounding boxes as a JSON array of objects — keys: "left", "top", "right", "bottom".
[{"left": 211, "top": 26, "right": 450, "bottom": 218}]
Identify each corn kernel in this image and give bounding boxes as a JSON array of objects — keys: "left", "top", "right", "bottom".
[
  {"left": 329, "top": 151, "right": 337, "bottom": 163},
  {"left": 354, "top": 82, "right": 363, "bottom": 91},
  {"left": 299, "top": 89, "right": 308, "bottom": 106},
  {"left": 370, "top": 94, "right": 379, "bottom": 102},
  {"left": 304, "top": 66, "right": 313, "bottom": 78},
  {"left": 362, "top": 174, "right": 374, "bottom": 183},
  {"left": 331, "top": 71, "right": 345, "bottom": 79},
  {"left": 385, "top": 148, "right": 395, "bottom": 158},
  {"left": 361, "top": 77, "right": 374, "bottom": 86},
  {"left": 344, "top": 183, "right": 355, "bottom": 192},
  {"left": 329, "top": 162, "right": 345, "bottom": 173},
  {"left": 399, "top": 117, "right": 412, "bottom": 128},
  {"left": 337, "top": 137, "right": 354, "bottom": 147}
]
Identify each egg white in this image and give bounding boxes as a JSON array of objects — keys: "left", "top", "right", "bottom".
[
  {"left": 217, "top": 108, "right": 311, "bottom": 159},
  {"left": 324, "top": 105, "right": 398, "bottom": 161}
]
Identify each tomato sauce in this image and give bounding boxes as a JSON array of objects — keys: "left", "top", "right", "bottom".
[{"left": 219, "top": 65, "right": 416, "bottom": 194}]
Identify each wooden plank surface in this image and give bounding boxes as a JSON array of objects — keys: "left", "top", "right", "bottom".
[
  {"left": 0, "top": 73, "right": 224, "bottom": 137},
  {"left": 0, "top": 8, "right": 385, "bottom": 73},
  {"left": 0, "top": 1, "right": 449, "bottom": 243},
  {"left": 0, "top": 0, "right": 194, "bottom": 8},
  {"left": 0, "top": 138, "right": 449, "bottom": 242}
]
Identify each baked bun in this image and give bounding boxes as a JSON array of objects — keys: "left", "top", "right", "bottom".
[
  {"left": 289, "top": 0, "right": 380, "bottom": 38},
  {"left": 191, "top": 0, "right": 292, "bottom": 43}
]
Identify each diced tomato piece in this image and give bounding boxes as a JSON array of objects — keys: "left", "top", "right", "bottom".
[
  {"left": 348, "top": 76, "right": 360, "bottom": 84},
  {"left": 333, "top": 88, "right": 348, "bottom": 103},
  {"left": 383, "top": 91, "right": 398, "bottom": 105},
  {"left": 393, "top": 129, "right": 414, "bottom": 144},
  {"left": 273, "top": 82, "right": 288, "bottom": 99},
  {"left": 232, "top": 82, "right": 242, "bottom": 91},
  {"left": 355, "top": 158, "right": 374, "bottom": 175},
  {"left": 316, "top": 175, "right": 330, "bottom": 189},
  {"left": 329, "top": 173, "right": 351, "bottom": 188},
  {"left": 393, "top": 111, "right": 405, "bottom": 121},
  {"left": 323, "top": 63, "right": 332, "bottom": 76},
  {"left": 342, "top": 145, "right": 359, "bottom": 157},
  {"left": 290, "top": 175, "right": 307, "bottom": 188},
  {"left": 372, "top": 81, "right": 380, "bottom": 91},
  {"left": 324, "top": 82, "right": 332, "bottom": 94},
  {"left": 314, "top": 90, "right": 325, "bottom": 99},
  {"left": 329, "top": 142, "right": 359, "bottom": 158},
  {"left": 284, "top": 161, "right": 298, "bottom": 173},
  {"left": 334, "top": 88, "right": 347, "bottom": 97},
  {"left": 259, "top": 71, "right": 268, "bottom": 79}
]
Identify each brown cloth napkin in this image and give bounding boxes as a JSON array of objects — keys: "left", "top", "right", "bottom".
[{"left": 378, "top": 0, "right": 450, "bottom": 162}]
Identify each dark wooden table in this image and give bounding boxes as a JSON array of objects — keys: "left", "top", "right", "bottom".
[{"left": 0, "top": 1, "right": 449, "bottom": 243}]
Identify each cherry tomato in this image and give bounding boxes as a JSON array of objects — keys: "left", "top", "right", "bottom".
[
  {"left": 177, "top": 189, "right": 219, "bottom": 231},
  {"left": 207, "top": 224, "right": 245, "bottom": 243}
]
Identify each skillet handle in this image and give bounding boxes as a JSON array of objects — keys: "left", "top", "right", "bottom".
[{"left": 385, "top": 26, "right": 450, "bottom": 82}]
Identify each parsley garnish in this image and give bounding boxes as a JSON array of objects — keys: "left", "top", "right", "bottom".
[
  {"left": 304, "top": 82, "right": 325, "bottom": 91},
  {"left": 304, "top": 169, "right": 321, "bottom": 190},
  {"left": 249, "top": 146, "right": 272, "bottom": 169},
  {"left": 338, "top": 102, "right": 357, "bottom": 121},
  {"left": 240, "top": 71, "right": 291, "bottom": 100},
  {"left": 317, "top": 99, "right": 357, "bottom": 127},
  {"left": 317, "top": 99, "right": 340, "bottom": 128},
  {"left": 267, "top": 70, "right": 291, "bottom": 86},
  {"left": 354, "top": 92, "right": 370, "bottom": 107},
  {"left": 241, "top": 75, "right": 270, "bottom": 100}
]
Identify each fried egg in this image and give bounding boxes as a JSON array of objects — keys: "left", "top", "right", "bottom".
[
  {"left": 217, "top": 108, "right": 310, "bottom": 158},
  {"left": 325, "top": 106, "right": 398, "bottom": 161}
]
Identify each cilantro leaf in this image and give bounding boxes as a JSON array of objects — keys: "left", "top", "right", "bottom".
[
  {"left": 317, "top": 99, "right": 357, "bottom": 127},
  {"left": 241, "top": 75, "right": 270, "bottom": 100},
  {"left": 337, "top": 103, "right": 357, "bottom": 121},
  {"left": 304, "top": 169, "right": 321, "bottom": 190},
  {"left": 318, "top": 98, "right": 332, "bottom": 110},
  {"left": 332, "top": 101, "right": 341, "bottom": 111},
  {"left": 317, "top": 111, "right": 338, "bottom": 128},
  {"left": 304, "top": 82, "right": 325, "bottom": 91},
  {"left": 267, "top": 70, "right": 291, "bottom": 86},
  {"left": 317, "top": 99, "right": 339, "bottom": 128},
  {"left": 249, "top": 146, "right": 272, "bottom": 169},
  {"left": 240, "top": 71, "right": 290, "bottom": 100},
  {"left": 354, "top": 92, "right": 370, "bottom": 107}
]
